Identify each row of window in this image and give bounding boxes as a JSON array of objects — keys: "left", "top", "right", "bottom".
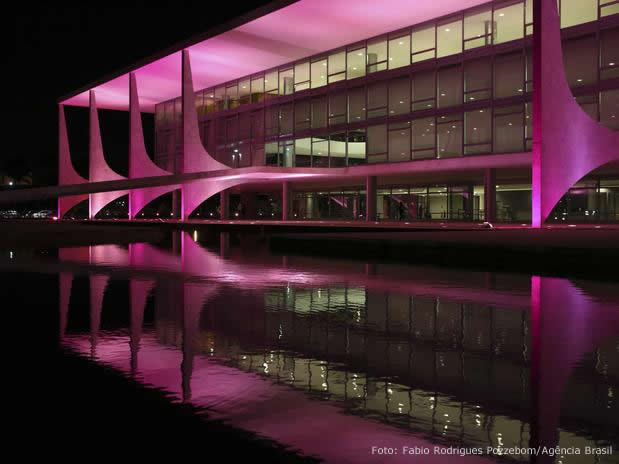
[{"left": 153, "top": 1, "right": 617, "bottom": 120}]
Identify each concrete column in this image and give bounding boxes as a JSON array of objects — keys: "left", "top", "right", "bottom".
[
  {"left": 366, "top": 176, "right": 377, "bottom": 222},
  {"left": 282, "top": 181, "right": 290, "bottom": 221},
  {"left": 220, "top": 189, "right": 229, "bottom": 220},
  {"left": 484, "top": 168, "right": 496, "bottom": 222}
]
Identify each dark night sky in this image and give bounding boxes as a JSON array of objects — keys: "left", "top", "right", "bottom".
[{"left": 13, "top": 1, "right": 273, "bottom": 186}]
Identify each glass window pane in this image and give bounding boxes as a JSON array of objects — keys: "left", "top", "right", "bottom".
[
  {"left": 389, "top": 125, "right": 411, "bottom": 162},
  {"left": 264, "top": 71, "right": 278, "bottom": 98},
  {"left": 295, "top": 138, "right": 312, "bottom": 167},
  {"left": 251, "top": 110, "right": 264, "bottom": 139},
  {"left": 412, "top": 116, "right": 435, "bottom": 158},
  {"left": 330, "top": 132, "right": 347, "bottom": 167},
  {"left": 437, "top": 19, "right": 463, "bottom": 58},
  {"left": 250, "top": 76, "right": 264, "bottom": 103},
  {"left": 265, "top": 105, "right": 278, "bottom": 137},
  {"left": 561, "top": 0, "right": 597, "bottom": 28},
  {"left": 412, "top": 70, "right": 436, "bottom": 111},
  {"left": 329, "top": 91, "right": 347, "bottom": 125},
  {"left": 464, "top": 7, "right": 493, "bottom": 49},
  {"left": 389, "top": 77, "right": 410, "bottom": 116},
  {"left": 563, "top": 35, "right": 597, "bottom": 87},
  {"left": 494, "top": 105, "right": 524, "bottom": 152},
  {"left": 347, "top": 130, "right": 366, "bottom": 165},
  {"left": 215, "top": 86, "right": 226, "bottom": 111},
  {"left": 348, "top": 87, "right": 366, "bottom": 122},
  {"left": 279, "top": 103, "right": 293, "bottom": 135},
  {"left": 295, "top": 100, "right": 311, "bottom": 131},
  {"left": 295, "top": 61, "right": 310, "bottom": 91},
  {"left": 347, "top": 48, "right": 366, "bottom": 80},
  {"left": 601, "top": 2, "right": 619, "bottom": 18},
  {"left": 328, "top": 51, "right": 346, "bottom": 83},
  {"left": 312, "top": 136, "right": 329, "bottom": 167},
  {"left": 437, "top": 115, "right": 463, "bottom": 158},
  {"left": 311, "top": 58, "right": 327, "bottom": 88},
  {"left": 495, "top": 2, "right": 524, "bottom": 44},
  {"left": 464, "top": 57, "right": 492, "bottom": 102},
  {"left": 367, "top": 39, "right": 388, "bottom": 73},
  {"left": 494, "top": 52, "right": 524, "bottom": 98},
  {"left": 280, "top": 140, "right": 294, "bottom": 167},
  {"left": 226, "top": 84, "right": 239, "bottom": 109},
  {"left": 600, "top": 28, "right": 619, "bottom": 80},
  {"left": 412, "top": 25, "right": 436, "bottom": 62},
  {"left": 600, "top": 90, "right": 618, "bottom": 131},
  {"left": 465, "top": 108, "right": 491, "bottom": 154},
  {"left": 438, "top": 65, "right": 462, "bottom": 108},
  {"left": 389, "top": 34, "right": 410, "bottom": 69},
  {"left": 239, "top": 79, "right": 250, "bottom": 105},
  {"left": 279, "top": 68, "right": 294, "bottom": 95},
  {"left": 311, "top": 97, "right": 327, "bottom": 129},
  {"left": 265, "top": 142, "right": 279, "bottom": 166},
  {"left": 367, "top": 124, "right": 388, "bottom": 163},
  {"left": 525, "top": 102, "right": 532, "bottom": 148},
  {"left": 367, "top": 81, "right": 388, "bottom": 118}
]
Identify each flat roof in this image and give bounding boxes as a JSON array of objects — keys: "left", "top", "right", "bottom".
[{"left": 60, "top": 0, "right": 488, "bottom": 112}]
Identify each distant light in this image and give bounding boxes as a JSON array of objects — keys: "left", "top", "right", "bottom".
[
  {"left": 399, "top": 41, "right": 403, "bottom": 45},
  {"left": 444, "top": 28, "right": 450, "bottom": 32},
  {"left": 8, "top": 181, "right": 13, "bottom": 186},
  {"left": 52, "top": 216, "right": 58, "bottom": 221},
  {"left": 576, "top": 78, "right": 582, "bottom": 82},
  {"left": 610, "top": 62, "right": 616, "bottom": 66},
  {"left": 499, "top": 13, "right": 504, "bottom": 17}
]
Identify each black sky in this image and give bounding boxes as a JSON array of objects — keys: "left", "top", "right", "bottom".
[{"left": 13, "top": 1, "right": 273, "bottom": 186}]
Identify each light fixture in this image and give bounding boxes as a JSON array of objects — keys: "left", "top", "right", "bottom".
[
  {"left": 444, "top": 28, "right": 450, "bottom": 32},
  {"left": 499, "top": 13, "right": 504, "bottom": 17},
  {"left": 610, "top": 62, "right": 616, "bottom": 66},
  {"left": 577, "top": 78, "right": 583, "bottom": 82}
]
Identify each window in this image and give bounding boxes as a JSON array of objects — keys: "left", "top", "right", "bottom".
[
  {"left": 367, "top": 124, "right": 388, "bottom": 163},
  {"left": 464, "top": 57, "right": 492, "bottom": 102},
  {"left": 389, "top": 77, "right": 410, "bottom": 116},
  {"left": 328, "top": 51, "right": 346, "bottom": 83},
  {"left": 215, "top": 86, "right": 226, "bottom": 111},
  {"left": 494, "top": 52, "right": 524, "bottom": 98},
  {"left": 494, "top": 1, "right": 524, "bottom": 44},
  {"left": 265, "top": 142, "right": 279, "bottom": 166},
  {"left": 295, "top": 100, "right": 311, "bottom": 131},
  {"left": 264, "top": 71, "right": 278, "bottom": 99},
  {"left": 601, "top": 0, "right": 619, "bottom": 17},
  {"left": 251, "top": 110, "right": 264, "bottom": 139},
  {"left": 438, "top": 65, "right": 462, "bottom": 108},
  {"left": 600, "top": 90, "right": 618, "bottom": 131},
  {"left": 437, "top": 18, "right": 463, "bottom": 58},
  {"left": 412, "top": 70, "right": 436, "bottom": 111},
  {"left": 437, "top": 113, "right": 463, "bottom": 158},
  {"left": 279, "top": 68, "right": 294, "bottom": 95},
  {"left": 465, "top": 109, "right": 491, "bottom": 154},
  {"left": 412, "top": 117, "right": 435, "bottom": 159},
  {"left": 312, "top": 136, "right": 329, "bottom": 167},
  {"left": 311, "top": 57, "right": 327, "bottom": 88},
  {"left": 295, "top": 61, "right": 310, "bottom": 92},
  {"left": 367, "top": 39, "right": 388, "bottom": 73},
  {"left": 526, "top": 47, "right": 533, "bottom": 92},
  {"left": 494, "top": 105, "right": 524, "bottom": 152},
  {"left": 330, "top": 132, "right": 347, "bottom": 167},
  {"left": 389, "top": 34, "right": 410, "bottom": 69},
  {"left": 464, "top": 6, "right": 493, "bottom": 49},
  {"left": 226, "top": 83, "right": 239, "bottom": 109},
  {"left": 412, "top": 25, "right": 436, "bottom": 62},
  {"left": 347, "top": 130, "right": 366, "bottom": 165},
  {"left": 280, "top": 140, "right": 294, "bottom": 167},
  {"left": 279, "top": 104, "right": 293, "bottom": 136},
  {"left": 250, "top": 76, "right": 264, "bottom": 103},
  {"left": 347, "top": 48, "right": 366, "bottom": 79},
  {"left": 329, "top": 91, "right": 347, "bottom": 125},
  {"left": 389, "top": 122, "right": 411, "bottom": 162},
  {"left": 195, "top": 91, "right": 205, "bottom": 118},
  {"left": 312, "top": 97, "right": 327, "bottom": 129},
  {"left": 525, "top": 103, "right": 532, "bottom": 150},
  {"left": 563, "top": 35, "right": 597, "bottom": 87},
  {"left": 600, "top": 28, "right": 619, "bottom": 80},
  {"left": 348, "top": 87, "right": 366, "bottom": 122},
  {"left": 204, "top": 91, "right": 216, "bottom": 114},
  {"left": 367, "top": 81, "right": 388, "bottom": 118},
  {"left": 295, "top": 138, "right": 312, "bottom": 167},
  {"left": 239, "top": 79, "right": 250, "bottom": 105},
  {"left": 239, "top": 112, "right": 251, "bottom": 140},
  {"left": 560, "top": 0, "right": 597, "bottom": 28},
  {"left": 265, "top": 105, "right": 278, "bottom": 137},
  {"left": 525, "top": 0, "right": 533, "bottom": 35}
]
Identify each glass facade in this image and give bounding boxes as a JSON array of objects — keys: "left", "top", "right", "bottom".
[{"left": 155, "top": 0, "right": 617, "bottom": 171}]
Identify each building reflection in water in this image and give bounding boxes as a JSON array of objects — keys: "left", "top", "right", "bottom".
[{"left": 55, "top": 232, "right": 618, "bottom": 463}]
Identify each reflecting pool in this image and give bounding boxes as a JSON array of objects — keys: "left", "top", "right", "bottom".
[{"left": 4, "top": 230, "right": 618, "bottom": 463}]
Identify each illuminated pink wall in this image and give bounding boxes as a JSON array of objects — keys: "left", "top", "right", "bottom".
[{"left": 531, "top": 0, "right": 619, "bottom": 226}]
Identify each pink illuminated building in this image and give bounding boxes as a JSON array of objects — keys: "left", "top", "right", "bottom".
[{"left": 56, "top": 0, "right": 619, "bottom": 225}]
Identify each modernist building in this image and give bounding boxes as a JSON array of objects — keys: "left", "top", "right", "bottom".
[{"left": 58, "top": 0, "right": 619, "bottom": 225}]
